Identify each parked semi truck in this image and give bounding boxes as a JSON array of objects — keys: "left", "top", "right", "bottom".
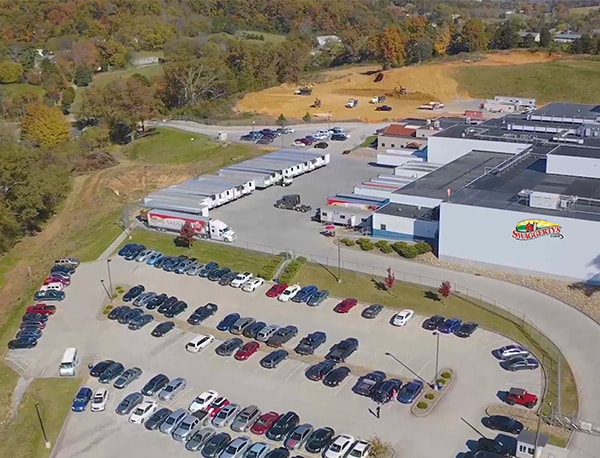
[{"left": 144, "top": 209, "right": 237, "bottom": 242}]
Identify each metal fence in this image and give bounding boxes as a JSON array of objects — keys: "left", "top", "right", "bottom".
[{"left": 230, "top": 238, "right": 570, "bottom": 416}]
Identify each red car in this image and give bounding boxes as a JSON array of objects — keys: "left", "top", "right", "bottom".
[
  {"left": 26, "top": 304, "right": 57, "bottom": 315},
  {"left": 206, "top": 396, "right": 230, "bottom": 417},
  {"left": 266, "top": 283, "right": 288, "bottom": 298},
  {"left": 235, "top": 342, "right": 260, "bottom": 361},
  {"left": 44, "top": 275, "right": 70, "bottom": 286},
  {"left": 250, "top": 411, "right": 280, "bottom": 435},
  {"left": 334, "top": 298, "right": 358, "bottom": 313}
]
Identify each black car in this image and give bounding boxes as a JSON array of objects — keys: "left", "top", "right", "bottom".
[
  {"left": 16, "top": 330, "right": 42, "bottom": 340},
  {"left": 353, "top": 371, "right": 386, "bottom": 396},
  {"left": 216, "top": 313, "right": 241, "bottom": 332},
  {"left": 145, "top": 407, "right": 172, "bottom": 430},
  {"left": 153, "top": 255, "right": 171, "bottom": 269},
  {"left": 314, "top": 142, "right": 328, "bottom": 149},
  {"left": 482, "top": 415, "right": 524, "bottom": 434},
  {"left": 325, "top": 338, "right": 359, "bottom": 362},
  {"left": 187, "top": 303, "right": 218, "bottom": 325},
  {"left": 266, "top": 411, "right": 300, "bottom": 441},
  {"left": 157, "top": 296, "right": 179, "bottom": 314},
  {"left": 323, "top": 367, "right": 351, "bottom": 387},
  {"left": 7, "top": 337, "right": 38, "bottom": 349},
  {"left": 98, "top": 362, "right": 125, "bottom": 383},
  {"left": 89, "top": 359, "right": 114, "bottom": 377},
  {"left": 108, "top": 306, "right": 130, "bottom": 320},
  {"left": 202, "top": 432, "right": 232, "bottom": 458},
  {"left": 294, "top": 331, "right": 327, "bottom": 355},
  {"left": 422, "top": 315, "right": 445, "bottom": 331},
  {"left": 118, "top": 308, "right": 143, "bottom": 325},
  {"left": 22, "top": 313, "right": 49, "bottom": 322},
  {"left": 163, "top": 256, "right": 186, "bottom": 272},
  {"left": 208, "top": 267, "right": 231, "bottom": 282},
  {"left": 219, "top": 271, "right": 238, "bottom": 286},
  {"left": 267, "top": 325, "right": 298, "bottom": 348},
  {"left": 305, "top": 427, "right": 335, "bottom": 453},
  {"left": 306, "top": 360, "right": 337, "bottom": 381},
  {"left": 260, "top": 349, "right": 289, "bottom": 369},
  {"left": 265, "top": 449, "right": 290, "bottom": 458},
  {"left": 123, "top": 244, "right": 145, "bottom": 260},
  {"left": 361, "top": 304, "right": 384, "bottom": 319},
  {"left": 199, "top": 262, "right": 219, "bottom": 278},
  {"left": 20, "top": 319, "right": 46, "bottom": 329},
  {"left": 455, "top": 321, "right": 479, "bottom": 338},
  {"left": 375, "top": 105, "right": 392, "bottom": 111},
  {"left": 50, "top": 264, "right": 76, "bottom": 274},
  {"left": 215, "top": 338, "right": 244, "bottom": 357},
  {"left": 151, "top": 321, "right": 176, "bottom": 337},
  {"left": 128, "top": 314, "right": 154, "bottom": 330},
  {"left": 142, "top": 373, "right": 170, "bottom": 396},
  {"left": 123, "top": 285, "right": 145, "bottom": 302},
  {"left": 372, "top": 378, "right": 402, "bottom": 404},
  {"left": 476, "top": 438, "right": 507, "bottom": 454},
  {"left": 146, "top": 293, "right": 168, "bottom": 310},
  {"left": 163, "top": 300, "right": 187, "bottom": 318},
  {"left": 243, "top": 321, "right": 267, "bottom": 338},
  {"left": 118, "top": 243, "right": 139, "bottom": 257}
]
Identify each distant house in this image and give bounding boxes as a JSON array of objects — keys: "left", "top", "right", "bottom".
[
  {"left": 377, "top": 124, "right": 426, "bottom": 151},
  {"left": 132, "top": 56, "right": 160, "bottom": 66},
  {"left": 518, "top": 31, "right": 540, "bottom": 43},
  {"left": 553, "top": 32, "right": 582, "bottom": 43},
  {"left": 315, "top": 35, "right": 342, "bottom": 48}
]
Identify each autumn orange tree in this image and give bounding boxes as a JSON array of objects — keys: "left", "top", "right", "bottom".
[
  {"left": 21, "top": 102, "right": 70, "bottom": 147},
  {"left": 375, "top": 26, "right": 407, "bottom": 68}
]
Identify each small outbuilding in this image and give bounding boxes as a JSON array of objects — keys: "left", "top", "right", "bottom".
[{"left": 515, "top": 430, "right": 549, "bottom": 458}]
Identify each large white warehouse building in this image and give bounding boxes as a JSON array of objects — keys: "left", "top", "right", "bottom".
[{"left": 369, "top": 103, "right": 600, "bottom": 283}]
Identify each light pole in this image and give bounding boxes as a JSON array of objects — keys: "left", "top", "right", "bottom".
[
  {"left": 328, "top": 112, "right": 332, "bottom": 131},
  {"left": 252, "top": 121, "right": 255, "bottom": 133},
  {"left": 384, "top": 352, "right": 427, "bottom": 384},
  {"left": 100, "top": 280, "right": 111, "bottom": 301},
  {"left": 337, "top": 237, "right": 342, "bottom": 283},
  {"left": 35, "top": 402, "right": 51, "bottom": 449},
  {"left": 533, "top": 401, "right": 551, "bottom": 458},
  {"left": 433, "top": 331, "right": 440, "bottom": 389},
  {"left": 106, "top": 259, "right": 113, "bottom": 299}
]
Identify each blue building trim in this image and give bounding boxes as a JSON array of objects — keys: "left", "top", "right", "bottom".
[{"left": 372, "top": 229, "right": 436, "bottom": 244}]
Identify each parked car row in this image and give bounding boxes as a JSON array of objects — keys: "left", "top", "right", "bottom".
[
  {"left": 265, "top": 283, "right": 329, "bottom": 306},
  {"left": 8, "top": 257, "right": 79, "bottom": 350},
  {"left": 291, "top": 128, "right": 349, "bottom": 148},
  {"left": 421, "top": 315, "right": 479, "bottom": 338},
  {"left": 240, "top": 128, "right": 295, "bottom": 144},
  {"left": 350, "top": 370, "right": 425, "bottom": 405},
  {"left": 76, "top": 367, "right": 372, "bottom": 458},
  {"left": 118, "top": 245, "right": 265, "bottom": 293},
  {"left": 493, "top": 344, "right": 540, "bottom": 372}
]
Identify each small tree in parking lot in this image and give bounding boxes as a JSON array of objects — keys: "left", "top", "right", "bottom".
[
  {"left": 438, "top": 280, "right": 452, "bottom": 303},
  {"left": 177, "top": 221, "right": 196, "bottom": 248},
  {"left": 369, "top": 436, "right": 395, "bottom": 458},
  {"left": 385, "top": 267, "right": 396, "bottom": 290},
  {"left": 276, "top": 113, "right": 287, "bottom": 126}
]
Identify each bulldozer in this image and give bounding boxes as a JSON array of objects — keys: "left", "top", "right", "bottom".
[
  {"left": 311, "top": 98, "right": 322, "bottom": 108},
  {"left": 393, "top": 82, "right": 408, "bottom": 96}
]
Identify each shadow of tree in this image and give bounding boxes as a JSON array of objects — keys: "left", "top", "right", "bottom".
[
  {"left": 424, "top": 290, "right": 441, "bottom": 302},
  {"left": 371, "top": 278, "right": 387, "bottom": 291},
  {"left": 568, "top": 281, "right": 600, "bottom": 298}
]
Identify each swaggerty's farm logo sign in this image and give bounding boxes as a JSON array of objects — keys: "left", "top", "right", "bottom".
[{"left": 512, "top": 219, "right": 564, "bottom": 241}]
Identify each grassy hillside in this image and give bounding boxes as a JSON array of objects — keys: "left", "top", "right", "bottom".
[{"left": 452, "top": 59, "right": 600, "bottom": 104}]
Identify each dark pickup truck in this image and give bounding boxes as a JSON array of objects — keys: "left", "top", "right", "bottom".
[
  {"left": 326, "top": 338, "right": 359, "bottom": 362},
  {"left": 267, "top": 325, "right": 298, "bottom": 348},
  {"left": 294, "top": 331, "right": 327, "bottom": 356}
]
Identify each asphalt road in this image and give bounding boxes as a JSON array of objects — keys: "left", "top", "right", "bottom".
[{"left": 8, "top": 258, "right": 540, "bottom": 458}]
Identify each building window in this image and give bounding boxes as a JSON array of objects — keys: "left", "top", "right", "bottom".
[
  {"left": 391, "top": 144, "right": 395, "bottom": 148},
  {"left": 519, "top": 445, "right": 526, "bottom": 453},
  {"left": 380, "top": 224, "right": 387, "bottom": 231},
  {"left": 528, "top": 447, "right": 534, "bottom": 454},
  {"left": 340, "top": 215, "right": 346, "bottom": 219},
  {"left": 381, "top": 142, "right": 385, "bottom": 147}
]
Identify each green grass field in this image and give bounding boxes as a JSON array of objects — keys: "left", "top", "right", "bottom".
[
  {"left": 0, "top": 376, "right": 81, "bottom": 458},
  {"left": 124, "top": 127, "right": 266, "bottom": 165},
  {"left": 453, "top": 59, "right": 600, "bottom": 104}
]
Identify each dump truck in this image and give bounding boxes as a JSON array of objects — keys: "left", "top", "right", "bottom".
[
  {"left": 274, "top": 194, "right": 312, "bottom": 212},
  {"left": 144, "top": 209, "right": 237, "bottom": 242}
]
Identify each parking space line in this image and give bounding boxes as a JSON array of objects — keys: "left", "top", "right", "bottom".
[{"left": 283, "top": 362, "right": 306, "bottom": 382}]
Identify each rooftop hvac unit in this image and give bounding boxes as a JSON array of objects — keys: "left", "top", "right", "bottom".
[{"left": 529, "top": 191, "right": 560, "bottom": 209}]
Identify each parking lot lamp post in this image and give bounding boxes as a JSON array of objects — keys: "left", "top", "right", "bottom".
[
  {"left": 106, "top": 259, "right": 113, "bottom": 299},
  {"left": 384, "top": 352, "right": 427, "bottom": 384},
  {"left": 533, "top": 401, "right": 550, "bottom": 458},
  {"left": 337, "top": 237, "right": 342, "bottom": 283},
  {"left": 328, "top": 112, "right": 332, "bottom": 131},
  {"left": 433, "top": 331, "right": 440, "bottom": 389},
  {"left": 35, "top": 402, "right": 51, "bottom": 449},
  {"left": 100, "top": 280, "right": 111, "bottom": 301},
  {"left": 252, "top": 121, "right": 255, "bottom": 133}
]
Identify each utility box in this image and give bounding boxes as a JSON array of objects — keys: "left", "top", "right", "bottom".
[{"left": 217, "top": 132, "right": 228, "bottom": 141}]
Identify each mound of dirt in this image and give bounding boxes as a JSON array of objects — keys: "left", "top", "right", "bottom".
[{"left": 236, "top": 51, "right": 563, "bottom": 122}]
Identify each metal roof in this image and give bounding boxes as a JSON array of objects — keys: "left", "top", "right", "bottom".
[
  {"left": 375, "top": 202, "right": 438, "bottom": 221},
  {"left": 548, "top": 144, "right": 600, "bottom": 159},
  {"left": 169, "top": 180, "right": 234, "bottom": 195},
  {"left": 194, "top": 174, "right": 254, "bottom": 186}
]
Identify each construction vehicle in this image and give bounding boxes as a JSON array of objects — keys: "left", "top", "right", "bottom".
[
  {"left": 506, "top": 387, "right": 538, "bottom": 408},
  {"left": 294, "top": 87, "right": 312, "bottom": 96},
  {"left": 345, "top": 99, "right": 359, "bottom": 108},
  {"left": 274, "top": 194, "right": 312, "bottom": 213},
  {"left": 370, "top": 95, "right": 387, "bottom": 104}
]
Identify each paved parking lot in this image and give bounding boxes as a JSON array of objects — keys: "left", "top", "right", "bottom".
[
  {"left": 210, "top": 125, "right": 385, "bottom": 254},
  {"left": 7, "top": 258, "right": 542, "bottom": 458}
]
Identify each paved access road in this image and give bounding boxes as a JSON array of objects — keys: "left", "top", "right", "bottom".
[{"left": 8, "top": 258, "right": 540, "bottom": 458}]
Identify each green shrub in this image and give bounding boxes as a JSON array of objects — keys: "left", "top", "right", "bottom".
[
  {"left": 359, "top": 241, "right": 375, "bottom": 251},
  {"left": 357, "top": 237, "right": 370, "bottom": 244},
  {"left": 343, "top": 239, "right": 356, "bottom": 246},
  {"left": 105, "top": 305, "right": 113, "bottom": 311},
  {"left": 397, "top": 244, "right": 419, "bottom": 259},
  {"left": 392, "top": 241, "right": 408, "bottom": 252},
  {"left": 424, "top": 393, "right": 435, "bottom": 400},
  {"left": 416, "top": 401, "right": 428, "bottom": 409},
  {"left": 374, "top": 240, "right": 388, "bottom": 248},
  {"left": 441, "top": 371, "right": 452, "bottom": 379},
  {"left": 115, "top": 286, "right": 125, "bottom": 293},
  {"left": 415, "top": 241, "right": 433, "bottom": 254},
  {"left": 278, "top": 256, "right": 307, "bottom": 284},
  {"left": 380, "top": 244, "right": 393, "bottom": 254},
  {"left": 258, "top": 254, "right": 284, "bottom": 280}
]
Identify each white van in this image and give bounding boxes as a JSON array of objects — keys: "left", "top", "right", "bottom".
[
  {"left": 59, "top": 348, "right": 78, "bottom": 376},
  {"left": 41, "top": 283, "right": 64, "bottom": 292},
  {"left": 185, "top": 334, "right": 214, "bottom": 353}
]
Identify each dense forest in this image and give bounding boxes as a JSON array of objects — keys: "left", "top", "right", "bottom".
[{"left": 1, "top": 0, "right": 600, "bottom": 255}]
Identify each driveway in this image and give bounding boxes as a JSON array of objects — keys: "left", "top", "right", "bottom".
[{"left": 9, "top": 258, "right": 541, "bottom": 458}]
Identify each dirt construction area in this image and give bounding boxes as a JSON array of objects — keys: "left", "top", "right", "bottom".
[{"left": 236, "top": 51, "right": 559, "bottom": 122}]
